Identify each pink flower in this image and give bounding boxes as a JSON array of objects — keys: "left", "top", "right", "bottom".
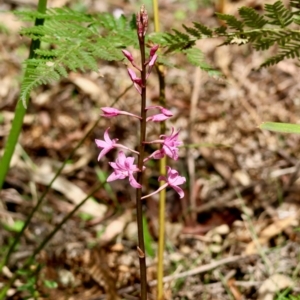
[
  {"left": 150, "top": 44, "right": 159, "bottom": 57},
  {"left": 95, "top": 128, "right": 118, "bottom": 161},
  {"left": 107, "top": 151, "right": 142, "bottom": 188},
  {"left": 149, "top": 53, "right": 158, "bottom": 67},
  {"left": 146, "top": 106, "right": 173, "bottom": 122},
  {"left": 127, "top": 68, "right": 142, "bottom": 94},
  {"left": 146, "top": 53, "right": 158, "bottom": 78},
  {"left": 100, "top": 107, "right": 142, "bottom": 120},
  {"left": 141, "top": 166, "right": 186, "bottom": 199},
  {"left": 101, "top": 107, "right": 120, "bottom": 118},
  {"left": 158, "top": 166, "right": 186, "bottom": 198},
  {"left": 143, "top": 127, "right": 182, "bottom": 161}
]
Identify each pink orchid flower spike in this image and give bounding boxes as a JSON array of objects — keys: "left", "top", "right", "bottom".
[
  {"left": 144, "top": 127, "right": 182, "bottom": 161},
  {"left": 95, "top": 127, "right": 118, "bottom": 161},
  {"left": 95, "top": 128, "right": 139, "bottom": 160},
  {"left": 159, "top": 166, "right": 186, "bottom": 199},
  {"left": 141, "top": 166, "right": 186, "bottom": 199},
  {"left": 160, "top": 127, "right": 182, "bottom": 160},
  {"left": 146, "top": 106, "right": 173, "bottom": 122},
  {"left": 107, "top": 151, "right": 142, "bottom": 189}
]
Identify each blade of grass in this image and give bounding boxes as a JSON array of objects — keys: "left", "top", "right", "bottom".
[
  {"left": 260, "top": 122, "right": 300, "bottom": 134},
  {"left": 0, "top": 0, "right": 47, "bottom": 193},
  {"left": 143, "top": 214, "right": 155, "bottom": 258}
]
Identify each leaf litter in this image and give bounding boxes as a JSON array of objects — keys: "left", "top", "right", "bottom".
[{"left": 0, "top": 0, "right": 300, "bottom": 299}]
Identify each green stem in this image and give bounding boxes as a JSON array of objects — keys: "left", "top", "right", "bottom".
[
  {"left": 152, "top": 1, "right": 167, "bottom": 298},
  {"left": 136, "top": 32, "right": 148, "bottom": 300},
  {"left": 0, "top": 0, "right": 47, "bottom": 192},
  {"left": 157, "top": 66, "right": 167, "bottom": 300},
  {"left": 0, "top": 183, "right": 102, "bottom": 299},
  {"left": 152, "top": 0, "right": 160, "bottom": 32}
]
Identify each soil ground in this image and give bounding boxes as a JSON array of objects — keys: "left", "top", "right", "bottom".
[{"left": 0, "top": 0, "right": 300, "bottom": 299}]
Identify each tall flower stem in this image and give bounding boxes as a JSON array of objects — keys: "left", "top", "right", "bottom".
[
  {"left": 135, "top": 8, "right": 148, "bottom": 300},
  {"left": 152, "top": 0, "right": 167, "bottom": 298}
]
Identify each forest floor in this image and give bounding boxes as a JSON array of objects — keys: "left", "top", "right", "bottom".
[{"left": 0, "top": 0, "right": 300, "bottom": 299}]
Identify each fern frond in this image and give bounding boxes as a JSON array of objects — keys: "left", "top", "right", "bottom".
[
  {"left": 161, "top": 0, "right": 300, "bottom": 68},
  {"left": 18, "top": 8, "right": 138, "bottom": 102},
  {"left": 183, "top": 48, "right": 220, "bottom": 76},
  {"left": 290, "top": 0, "right": 300, "bottom": 9},
  {"left": 238, "top": 7, "right": 268, "bottom": 28},
  {"left": 264, "top": 1, "right": 293, "bottom": 27},
  {"left": 192, "top": 23, "right": 213, "bottom": 37},
  {"left": 182, "top": 24, "right": 201, "bottom": 39},
  {"left": 215, "top": 13, "right": 244, "bottom": 31}
]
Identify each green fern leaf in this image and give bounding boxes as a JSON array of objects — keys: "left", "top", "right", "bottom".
[
  {"left": 182, "top": 24, "right": 201, "bottom": 39},
  {"left": 192, "top": 22, "right": 213, "bottom": 36},
  {"left": 156, "top": 55, "right": 176, "bottom": 68},
  {"left": 265, "top": 1, "right": 293, "bottom": 27},
  {"left": 183, "top": 48, "right": 220, "bottom": 76},
  {"left": 290, "top": 0, "right": 300, "bottom": 10},
  {"left": 215, "top": 13, "right": 244, "bottom": 31},
  {"left": 214, "top": 25, "right": 227, "bottom": 34},
  {"left": 147, "top": 32, "right": 170, "bottom": 46},
  {"left": 238, "top": 7, "right": 268, "bottom": 28},
  {"left": 171, "top": 29, "right": 190, "bottom": 42},
  {"left": 18, "top": 8, "right": 139, "bottom": 103}
]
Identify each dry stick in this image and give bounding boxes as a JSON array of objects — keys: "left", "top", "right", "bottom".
[
  {"left": 187, "top": 67, "right": 202, "bottom": 223},
  {"left": 97, "top": 255, "right": 245, "bottom": 299},
  {"left": 150, "top": 255, "right": 243, "bottom": 286}
]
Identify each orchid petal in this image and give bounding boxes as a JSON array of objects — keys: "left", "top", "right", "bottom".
[
  {"left": 149, "top": 53, "right": 158, "bottom": 67},
  {"left": 101, "top": 107, "right": 120, "bottom": 117},
  {"left": 129, "top": 174, "right": 142, "bottom": 188},
  {"left": 172, "top": 185, "right": 185, "bottom": 199}
]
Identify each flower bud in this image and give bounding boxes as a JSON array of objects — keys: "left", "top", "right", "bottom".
[
  {"left": 148, "top": 54, "right": 158, "bottom": 67},
  {"left": 136, "top": 5, "right": 148, "bottom": 39},
  {"left": 150, "top": 44, "right": 159, "bottom": 57},
  {"left": 122, "top": 49, "right": 134, "bottom": 62}
]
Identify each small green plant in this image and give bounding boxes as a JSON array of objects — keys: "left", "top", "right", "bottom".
[{"left": 275, "top": 288, "right": 300, "bottom": 300}]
